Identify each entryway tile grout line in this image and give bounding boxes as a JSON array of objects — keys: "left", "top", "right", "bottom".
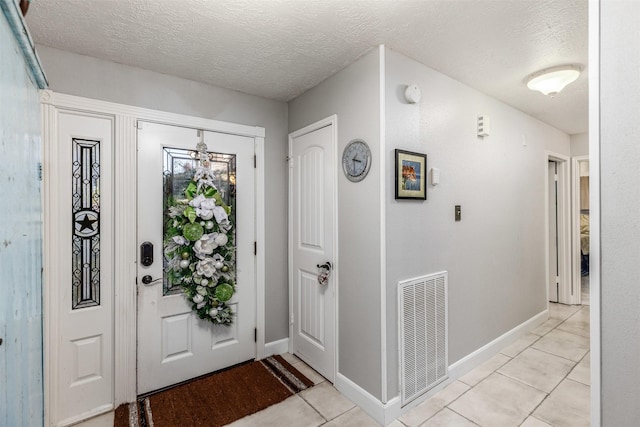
[{"left": 424, "top": 303, "right": 590, "bottom": 427}]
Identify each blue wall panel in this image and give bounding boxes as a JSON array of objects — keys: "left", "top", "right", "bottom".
[{"left": 0, "top": 8, "right": 44, "bottom": 426}]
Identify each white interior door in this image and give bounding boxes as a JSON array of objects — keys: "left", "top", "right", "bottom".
[
  {"left": 289, "top": 121, "right": 336, "bottom": 382},
  {"left": 548, "top": 161, "right": 559, "bottom": 303},
  {"left": 137, "top": 122, "right": 255, "bottom": 394}
]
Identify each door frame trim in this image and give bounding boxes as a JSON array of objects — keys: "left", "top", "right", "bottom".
[
  {"left": 41, "top": 90, "right": 266, "bottom": 424},
  {"left": 571, "top": 155, "right": 589, "bottom": 306},
  {"left": 545, "top": 151, "right": 572, "bottom": 306},
  {"left": 287, "top": 115, "right": 339, "bottom": 383}
]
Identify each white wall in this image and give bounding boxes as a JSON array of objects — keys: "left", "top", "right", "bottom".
[
  {"left": 600, "top": 0, "right": 640, "bottom": 424},
  {"left": 288, "top": 48, "right": 383, "bottom": 399},
  {"left": 35, "top": 45, "right": 290, "bottom": 343},
  {"left": 384, "top": 48, "right": 570, "bottom": 397},
  {"left": 571, "top": 132, "right": 589, "bottom": 157}
]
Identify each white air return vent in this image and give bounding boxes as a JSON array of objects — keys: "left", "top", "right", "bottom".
[{"left": 399, "top": 271, "right": 448, "bottom": 406}]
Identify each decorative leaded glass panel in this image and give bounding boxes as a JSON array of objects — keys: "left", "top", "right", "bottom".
[
  {"left": 163, "top": 147, "right": 236, "bottom": 295},
  {"left": 72, "top": 138, "right": 100, "bottom": 309}
]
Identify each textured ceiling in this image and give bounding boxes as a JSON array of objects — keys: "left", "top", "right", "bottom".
[{"left": 26, "top": 0, "right": 588, "bottom": 134}]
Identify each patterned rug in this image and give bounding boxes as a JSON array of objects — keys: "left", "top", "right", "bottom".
[{"left": 114, "top": 355, "right": 314, "bottom": 427}]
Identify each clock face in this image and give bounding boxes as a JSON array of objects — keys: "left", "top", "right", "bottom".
[{"left": 342, "top": 139, "right": 371, "bottom": 182}]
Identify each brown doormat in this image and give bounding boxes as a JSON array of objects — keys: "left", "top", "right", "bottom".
[{"left": 115, "top": 356, "right": 315, "bottom": 427}]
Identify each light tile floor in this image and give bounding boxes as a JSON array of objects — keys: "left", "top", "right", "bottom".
[{"left": 228, "top": 303, "right": 590, "bottom": 427}]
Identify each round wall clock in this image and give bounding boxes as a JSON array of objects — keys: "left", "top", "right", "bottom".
[{"left": 342, "top": 139, "right": 372, "bottom": 182}]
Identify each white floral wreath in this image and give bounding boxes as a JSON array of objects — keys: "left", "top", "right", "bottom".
[{"left": 164, "top": 166, "right": 236, "bottom": 325}]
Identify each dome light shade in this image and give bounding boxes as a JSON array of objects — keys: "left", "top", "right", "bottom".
[{"left": 526, "top": 65, "right": 582, "bottom": 96}]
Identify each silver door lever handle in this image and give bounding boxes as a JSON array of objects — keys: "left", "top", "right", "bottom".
[
  {"left": 141, "top": 275, "right": 162, "bottom": 285},
  {"left": 317, "top": 262, "right": 332, "bottom": 286},
  {"left": 317, "top": 262, "right": 332, "bottom": 271}
]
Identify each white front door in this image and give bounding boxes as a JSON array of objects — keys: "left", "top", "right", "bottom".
[
  {"left": 289, "top": 119, "right": 336, "bottom": 382},
  {"left": 137, "top": 122, "right": 256, "bottom": 394}
]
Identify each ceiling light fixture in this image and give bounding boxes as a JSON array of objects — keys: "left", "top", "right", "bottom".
[{"left": 525, "top": 65, "right": 582, "bottom": 96}]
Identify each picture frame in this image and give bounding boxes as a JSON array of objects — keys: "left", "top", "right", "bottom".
[{"left": 395, "top": 149, "right": 427, "bottom": 200}]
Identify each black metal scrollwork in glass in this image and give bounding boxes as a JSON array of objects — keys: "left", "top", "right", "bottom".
[{"left": 71, "top": 138, "right": 100, "bottom": 309}]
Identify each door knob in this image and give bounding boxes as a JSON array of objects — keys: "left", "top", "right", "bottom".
[
  {"left": 317, "top": 262, "right": 332, "bottom": 271},
  {"left": 317, "top": 262, "right": 332, "bottom": 286},
  {"left": 141, "top": 275, "right": 161, "bottom": 285}
]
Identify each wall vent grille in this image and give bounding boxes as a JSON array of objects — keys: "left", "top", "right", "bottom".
[{"left": 399, "top": 271, "right": 448, "bottom": 406}]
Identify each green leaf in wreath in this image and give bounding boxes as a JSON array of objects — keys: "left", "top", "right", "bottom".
[
  {"left": 204, "top": 187, "right": 217, "bottom": 198},
  {"left": 185, "top": 182, "right": 197, "bottom": 199},
  {"left": 183, "top": 222, "right": 204, "bottom": 241},
  {"left": 184, "top": 206, "right": 197, "bottom": 223},
  {"left": 214, "top": 283, "right": 234, "bottom": 302}
]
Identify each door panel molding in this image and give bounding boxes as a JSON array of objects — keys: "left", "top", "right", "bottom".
[{"left": 41, "top": 90, "right": 266, "bottom": 425}]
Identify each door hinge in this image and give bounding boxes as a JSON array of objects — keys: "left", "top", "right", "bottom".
[
  {"left": 254, "top": 328, "right": 257, "bottom": 343},
  {"left": 254, "top": 241, "right": 257, "bottom": 255},
  {"left": 37, "top": 162, "right": 43, "bottom": 181},
  {"left": 254, "top": 154, "right": 257, "bottom": 168}
]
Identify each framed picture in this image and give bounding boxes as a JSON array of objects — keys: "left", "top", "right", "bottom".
[{"left": 395, "top": 149, "right": 427, "bottom": 200}]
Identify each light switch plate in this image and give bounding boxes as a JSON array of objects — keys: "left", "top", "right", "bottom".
[{"left": 431, "top": 168, "right": 440, "bottom": 186}]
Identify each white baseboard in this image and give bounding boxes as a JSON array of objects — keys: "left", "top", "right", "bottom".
[
  {"left": 335, "top": 373, "right": 401, "bottom": 426},
  {"left": 335, "top": 308, "right": 548, "bottom": 426},
  {"left": 447, "top": 308, "right": 549, "bottom": 379},
  {"left": 263, "top": 337, "right": 289, "bottom": 358}
]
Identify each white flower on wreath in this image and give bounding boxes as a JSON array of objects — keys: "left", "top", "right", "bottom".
[
  {"left": 217, "top": 218, "right": 232, "bottom": 233},
  {"left": 194, "top": 167, "right": 215, "bottom": 183},
  {"left": 196, "top": 208, "right": 214, "bottom": 220},
  {"left": 194, "top": 167, "right": 216, "bottom": 190},
  {"left": 192, "top": 198, "right": 216, "bottom": 220},
  {"left": 172, "top": 235, "right": 188, "bottom": 246},
  {"left": 168, "top": 206, "right": 183, "bottom": 218},
  {"left": 189, "top": 194, "right": 206, "bottom": 208},
  {"left": 201, "top": 198, "right": 217, "bottom": 210},
  {"left": 166, "top": 256, "right": 181, "bottom": 271},
  {"left": 194, "top": 234, "right": 218, "bottom": 258},
  {"left": 196, "top": 258, "right": 217, "bottom": 277},
  {"left": 212, "top": 206, "right": 228, "bottom": 224},
  {"left": 214, "top": 233, "right": 228, "bottom": 246}
]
